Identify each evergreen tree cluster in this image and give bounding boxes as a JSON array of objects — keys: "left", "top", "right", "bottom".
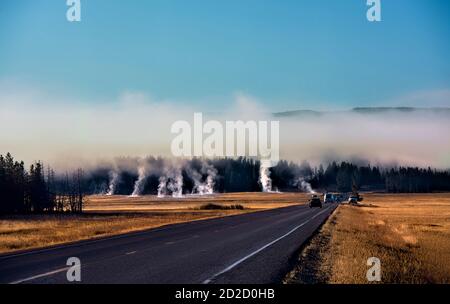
[
  {"left": 86, "top": 158, "right": 450, "bottom": 195},
  {"left": 0, "top": 153, "right": 85, "bottom": 215}
]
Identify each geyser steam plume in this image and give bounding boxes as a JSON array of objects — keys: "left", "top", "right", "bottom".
[
  {"left": 297, "top": 178, "right": 316, "bottom": 194},
  {"left": 157, "top": 176, "right": 168, "bottom": 198},
  {"left": 259, "top": 160, "right": 273, "bottom": 193},
  {"left": 131, "top": 165, "right": 147, "bottom": 197},
  {"left": 189, "top": 162, "right": 218, "bottom": 195},
  {"left": 158, "top": 167, "right": 184, "bottom": 198},
  {"left": 169, "top": 171, "right": 183, "bottom": 198},
  {"left": 106, "top": 171, "right": 119, "bottom": 196}
]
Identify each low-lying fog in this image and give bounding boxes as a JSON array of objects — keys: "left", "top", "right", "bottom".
[{"left": 1, "top": 88, "right": 449, "bottom": 170}]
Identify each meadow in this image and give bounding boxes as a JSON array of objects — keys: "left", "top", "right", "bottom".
[
  {"left": 0, "top": 192, "right": 308, "bottom": 254},
  {"left": 286, "top": 193, "right": 450, "bottom": 284}
]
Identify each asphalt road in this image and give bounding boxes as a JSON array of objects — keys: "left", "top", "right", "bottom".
[{"left": 0, "top": 203, "right": 337, "bottom": 284}]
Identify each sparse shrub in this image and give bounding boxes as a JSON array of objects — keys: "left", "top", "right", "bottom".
[{"left": 199, "top": 203, "right": 244, "bottom": 210}]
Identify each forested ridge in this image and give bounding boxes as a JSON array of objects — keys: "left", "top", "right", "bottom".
[{"left": 1, "top": 152, "right": 450, "bottom": 215}]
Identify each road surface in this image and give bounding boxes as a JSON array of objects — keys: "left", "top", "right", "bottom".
[{"left": 0, "top": 203, "right": 337, "bottom": 284}]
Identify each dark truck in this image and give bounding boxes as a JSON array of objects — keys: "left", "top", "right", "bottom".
[
  {"left": 348, "top": 193, "right": 364, "bottom": 205},
  {"left": 309, "top": 195, "right": 323, "bottom": 208}
]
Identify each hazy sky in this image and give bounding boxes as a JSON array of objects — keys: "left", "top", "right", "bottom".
[
  {"left": 1, "top": 0, "right": 449, "bottom": 111},
  {"left": 1, "top": 1, "right": 450, "bottom": 168}
]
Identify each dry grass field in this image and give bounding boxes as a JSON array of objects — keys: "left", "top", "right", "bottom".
[
  {"left": 0, "top": 192, "right": 308, "bottom": 254},
  {"left": 84, "top": 192, "right": 307, "bottom": 212},
  {"left": 286, "top": 193, "right": 450, "bottom": 284}
]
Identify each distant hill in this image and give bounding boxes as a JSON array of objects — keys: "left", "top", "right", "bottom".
[
  {"left": 273, "top": 110, "right": 323, "bottom": 118},
  {"left": 352, "top": 107, "right": 450, "bottom": 114},
  {"left": 274, "top": 107, "right": 450, "bottom": 117}
]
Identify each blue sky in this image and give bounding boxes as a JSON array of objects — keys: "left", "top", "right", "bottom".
[{"left": 1, "top": 0, "right": 449, "bottom": 111}]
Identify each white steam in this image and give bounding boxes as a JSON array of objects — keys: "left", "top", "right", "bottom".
[
  {"left": 157, "top": 176, "right": 168, "bottom": 198},
  {"left": 130, "top": 165, "right": 147, "bottom": 197},
  {"left": 188, "top": 162, "right": 218, "bottom": 195},
  {"left": 106, "top": 171, "right": 119, "bottom": 196},
  {"left": 158, "top": 167, "right": 184, "bottom": 198},
  {"left": 259, "top": 160, "right": 273, "bottom": 193},
  {"left": 295, "top": 178, "right": 316, "bottom": 194}
]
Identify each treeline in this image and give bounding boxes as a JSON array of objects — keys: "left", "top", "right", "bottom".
[
  {"left": 0, "top": 153, "right": 85, "bottom": 215},
  {"left": 85, "top": 157, "right": 450, "bottom": 195},
  {"left": 2, "top": 152, "right": 450, "bottom": 214},
  {"left": 273, "top": 160, "right": 450, "bottom": 193},
  {"left": 289, "top": 161, "right": 450, "bottom": 193},
  {"left": 385, "top": 167, "right": 450, "bottom": 193},
  {"left": 86, "top": 157, "right": 262, "bottom": 195}
]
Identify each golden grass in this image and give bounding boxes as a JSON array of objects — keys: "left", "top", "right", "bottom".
[
  {"left": 84, "top": 192, "right": 308, "bottom": 212},
  {"left": 0, "top": 192, "right": 307, "bottom": 254},
  {"left": 286, "top": 193, "right": 450, "bottom": 284},
  {"left": 0, "top": 211, "right": 245, "bottom": 254}
]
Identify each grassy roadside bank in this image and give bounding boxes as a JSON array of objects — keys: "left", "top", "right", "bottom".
[{"left": 285, "top": 193, "right": 450, "bottom": 284}]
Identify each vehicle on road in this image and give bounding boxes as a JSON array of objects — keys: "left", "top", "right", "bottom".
[
  {"left": 309, "top": 195, "right": 323, "bottom": 208},
  {"left": 348, "top": 193, "right": 364, "bottom": 205},
  {"left": 324, "top": 193, "right": 335, "bottom": 204},
  {"left": 335, "top": 194, "right": 345, "bottom": 203},
  {"left": 348, "top": 196, "right": 359, "bottom": 205}
]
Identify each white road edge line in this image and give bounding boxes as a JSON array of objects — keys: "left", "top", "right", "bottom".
[
  {"left": 9, "top": 267, "right": 70, "bottom": 284},
  {"left": 202, "top": 206, "right": 333, "bottom": 284}
]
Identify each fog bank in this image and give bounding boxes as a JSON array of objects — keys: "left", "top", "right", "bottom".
[{"left": 1, "top": 88, "right": 449, "bottom": 170}]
